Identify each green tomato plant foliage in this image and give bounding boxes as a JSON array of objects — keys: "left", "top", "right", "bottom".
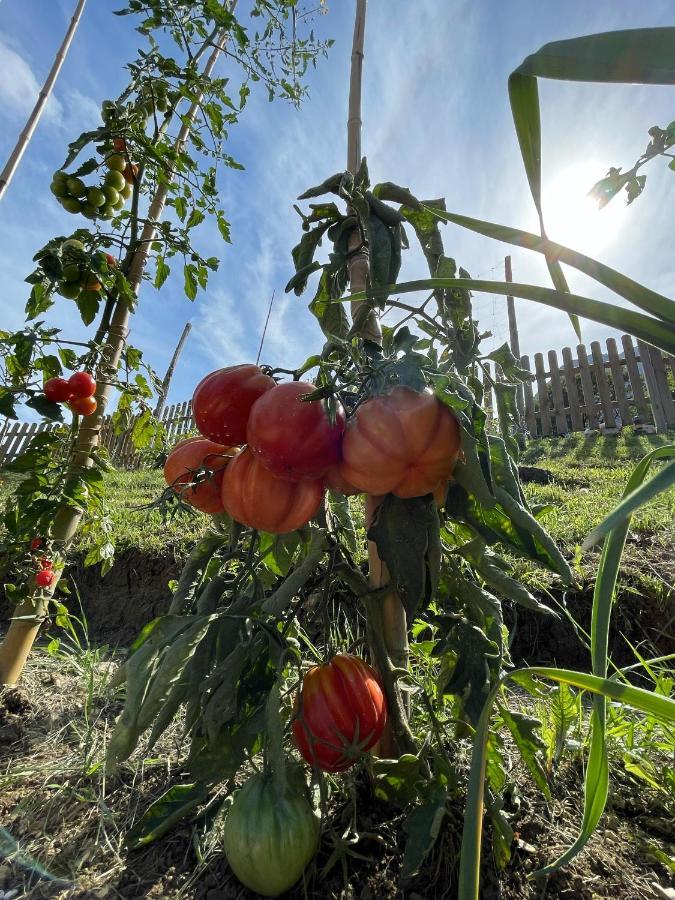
[
  {"left": 0, "top": 0, "right": 332, "bottom": 606},
  {"left": 107, "top": 25, "right": 675, "bottom": 900}
]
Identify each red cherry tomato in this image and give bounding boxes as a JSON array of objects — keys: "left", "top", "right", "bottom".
[
  {"left": 35, "top": 569, "right": 55, "bottom": 588},
  {"left": 192, "top": 364, "right": 275, "bottom": 445},
  {"left": 68, "top": 371, "right": 97, "bottom": 398},
  {"left": 44, "top": 377, "right": 73, "bottom": 404},
  {"left": 39, "top": 558, "right": 53, "bottom": 570},
  {"left": 105, "top": 253, "right": 117, "bottom": 267},
  {"left": 68, "top": 395, "right": 97, "bottom": 416},
  {"left": 247, "top": 382, "right": 345, "bottom": 482},
  {"left": 292, "top": 654, "right": 387, "bottom": 772},
  {"left": 221, "top": 447, "right": 324, "bottom": 534},
  {"left": 164, "top": 436, "right": 237, "bottom": 515},
  {"left": 30, "top": 537, "right": 43, "bottom": 551},
  {"left": 338, "top": 386, "right": 461, "bottom": 498},
  {"left": 113, "top": 137, "right": 126, "bottom": 153}
]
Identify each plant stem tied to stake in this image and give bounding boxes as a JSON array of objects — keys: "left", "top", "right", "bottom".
[
  {"left": 346, "top": 0, "right": 410, "bottom": 751},
  {"left": 0, "top": 14, "right": 233, "bottom": 685}
]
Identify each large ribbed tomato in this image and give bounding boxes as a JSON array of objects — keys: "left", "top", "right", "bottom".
[
  {"left": 223, "top": 772, "right": 320, "bottom": 897},
  {"left": 192, "top": 364, "right": 275, "bottom": 444},
  {"left": 247, "top": 381, "right": 345, "bottom": 482},
  {"left": 292, "top": 654, "right": 387, "bottom": 772},
  {"left": 338, "top": 386, "right": 461, "bottom": 498},
  {"left": 221, "top": 447, "right": 324, "bottom": 534},
  {"left": 163, "top": 436, "right": 237, "bottom": 514}
]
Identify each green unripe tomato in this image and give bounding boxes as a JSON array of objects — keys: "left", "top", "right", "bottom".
[
  {"left": 62, "top": 238, "right": 85, "bottom": 252},
  {"left": 120, "top": 183, "right": 133, "bottom": 200},
  {"left": 62, "top": 263, "right": 81, "bottom": 282},
  {"left": 106, "top": 153, "right": 126, "bottom": 173},
  {"left": 104, "top": 170, "right": 126, "bottom": 192},
  {"left": 113, "top": 196, "right": 125, "bottom": 210},
  {"left": 66, "top": 177, "right": 86, "bottom": 198},
  {"left": 98, "top": 205, "right": 116, "bottom": 220},
  {"left": 87, "top": 187, "right": 106, "bottom": 208},
  {"left": 81, "top": 203, "right": 99, "bottom": 219},
  {"left": 52, "top": 170, "right": 68, "bottom": 185},
  {"left": 102, "top": 185, "right": 119, "bottom": 205},
  {"left": 62, "top": 197, "right": 83, "bottom": 214},
  {"left": 50, "top": 180, "right": 69, "bottom": 199},
  {"left": 223, "top": 773, "right": 319, "bottom": 897},
  {"left": 59, "top": 282, "right": 81, "bottom": 300}
]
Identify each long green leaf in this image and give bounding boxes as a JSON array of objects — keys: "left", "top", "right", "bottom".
[
  {"left": 582, "top": 452, "right": 675, "bottom": 549},
  {"left": 533, "top": 444, "right": 675, "bottom": 876},
  {"left": 458, "top": 668, "right": 675, "bottom": 900},
  {"left": 427, "top": 208, "right": 675, "bottom": 326},
  {"left": 348, "top": 279, "right": 675, "bottom": 356}
]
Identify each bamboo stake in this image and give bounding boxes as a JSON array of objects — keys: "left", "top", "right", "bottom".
[
  {"left": 0, "top": 0, "right": 87, "bottom": 201},
  {"left": 345, "top": 0, "right": 409, "bottom": 747},
  {"left": 154, "top": 321, "right": 192, "bottom": 419},
  {"left": 0, "top": 22, "right": 232, "bottom": 685}
]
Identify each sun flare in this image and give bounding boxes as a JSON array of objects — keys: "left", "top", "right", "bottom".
[{"left": 542, "top": 161, "right": 627, "bottom": 255}]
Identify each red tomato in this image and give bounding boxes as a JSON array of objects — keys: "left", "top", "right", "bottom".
[
  {"left": 39, "top": 558, "right": 53, "bottom": 570},
  {"left": 247, "top": 382, "right": 345, "bottom": 482},
  {"left": 193, "top": 364, "right": 275, "bottom": 445},
  {"left": 292, "top": 654, "right": 387, "bottom": 772},
  {"left": 123, "top": 162, "right": 139, "bottom": 184},
  {"left": 30, "top": 537, "right": 43, "bottom": 551},
  {"left": 323, "top": 464, "right": 361, "bottom": 496},
  {"left": 338, "top": 386, "right": 461, "bottom": 498},
  {"left": 35, "top": 569, "right": 55, "bottom": 588},
  {"left": 164, "top": 436, "right": 237, "bottom": 515},
  {"left": 68, "top": 371, "right": 97, "bottom": 398},
  {"left": 44, "top": 377, "right": 72, "bottom": 403},
  {"left": 113, "top": 137, "right": 126, "bottom": 152},
  {"left": 221, "top": 447, "right": 324, "bottom": 534},
  {"left": 105, "top": 253, "right": 117, "bottom": 267},
  {"left": 68, "top": 395, "right": 97, "bottom": 416}
]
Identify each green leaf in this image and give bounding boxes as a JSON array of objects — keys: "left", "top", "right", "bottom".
[
  {"left": 125, "top": 782, "right": 210, "bottom": 849},
  {"left": 285, "top": 261, "right": 322, "bottom": 295},
  {"left": 401, "top": 789, "right": 447, "bottom": 879},
  {"left": 372, "top": 754, "right": 424, "bottom": 804},
  {"left": 297, "top": 172, "right": 344, "bottom": 200},
  {"left": 498, "top": 705, "right": 551, "bottom": 799},
  {"left": 25, "top": 395, "right": 64, "bottom": 422},
  {"left": 76, "top": 291, "right": 100, "bottom": 326},
  {"left": 368, "top": 494, "right": 440, "bottom": 622},
  {"left": 183, "top": 264, "right": 198, "bottom": 301},
  {"left": 290, "top": 221, "right": 332, "bottom": 294},
  {"left": 0, "top": 388, "right": 17, "bottom": 419},
  {"left": 155, "top": 257, "right": 170, "bottom": 289}
]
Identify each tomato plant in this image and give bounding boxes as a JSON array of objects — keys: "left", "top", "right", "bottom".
[
  {"left": 221, "top": 447, "right": 324, "bottom": 534},
  {"left": 163, "top": 436, "right": 237, "bottom": 515},
  {"left": 192, "top": 364, "right": 275, "bottom": 445},
  {"left": 247, "top": 381, "right": 345, "bottom": 481},
  {"left": 292, "top": 654, "right": 387, "bottom": 772}
]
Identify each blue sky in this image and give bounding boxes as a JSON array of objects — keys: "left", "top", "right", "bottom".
[{"left": 1, "top": 0, "right": 674, "bottom": 415}]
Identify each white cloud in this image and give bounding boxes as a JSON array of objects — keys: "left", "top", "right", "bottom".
[{"left": 0, "top": 33, "right": 63, "bottom": 123}]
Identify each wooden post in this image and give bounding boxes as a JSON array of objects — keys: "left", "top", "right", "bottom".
[
  {"left": 482, "top": 362, "right": 494, "bottom": 426},
  {"left": 520, "top": 356, "right": 537, "bottom": 436},
  {"left": 577, "top": 343, "right": 598, "bottom": 429},
  {"left": 0, "top": 0, "right": 88, "bottom": 201},
  {"left": 534, "top": 353, "right": 551, "bottom": 436},
  {"left": 605, "top": 338, "right": 631, "bottom": 427},
  {"left": 590, "top": 341, "right": 615, "bottom": 427},
  {"left": 561, "top": 347, "right": 583, "bottom": 432},
  {"left": 547, "top": 350, "right": 568, "bottom": 435},
  {"left": 154, "top": 321, "right": 192, "bottom": 419},
  {"left": 505, "top": 256, "right": 524, "bottom": 420}
]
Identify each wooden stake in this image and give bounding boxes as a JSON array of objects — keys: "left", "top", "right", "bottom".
[
  {"left": 154, "top": 322, "right": 192, "bottom": 419},
  {"left": 0, "top": 23, "right": 231, "bottom": 685},
  {"left": 0, "top": 0, "right": 87, "bottom": 201}
]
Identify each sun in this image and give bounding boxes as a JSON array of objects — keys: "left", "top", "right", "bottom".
[{"left": 542, "top": 161, "right": 627, "bottom": 255}]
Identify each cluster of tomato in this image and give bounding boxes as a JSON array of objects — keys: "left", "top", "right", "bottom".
[
  {"left": 164, "top": 362, "right": 462, "bottom": 534},
  {"left": 51, "top": 139, "right": 135, "bottom": 221},
  {"left": 28, "top": 538, "right": 55, "bottom": 589},
  {"left": 44, "top": 370, "right": 98, "bottom": 417},
  {"left": 56, "top": 238, "right": 117, "bottom": 303}
]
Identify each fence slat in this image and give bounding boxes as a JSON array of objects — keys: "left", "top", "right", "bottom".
[
  {"left": 622, "top": 335, "right": 651, "bottom": 424},
  {"left": 547, "top": 350, "right": 568, "bottom": 435},
  {"left": 590, "top": 341, "right": 615, "bottom": 427},
  {"left": 638, "top": 340, "right": 675, "bottom": 431},
  {"left": 561, "top": 347, "right": 583, "bottom": 432},
  {"left": 605, "top": 338, "right": 631, "bottom": 426},
  {"left": 520, "top": 355, "right": 537, "bottom": 436},
  {"left": 576, "top": 344, "right": 598, "bottom": 429},
  {"left": 534, "top": 353, "right": 551, "bottom": 436},
  {"left": 482, "top": 362, "right": 493, "bottom": 426}
]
